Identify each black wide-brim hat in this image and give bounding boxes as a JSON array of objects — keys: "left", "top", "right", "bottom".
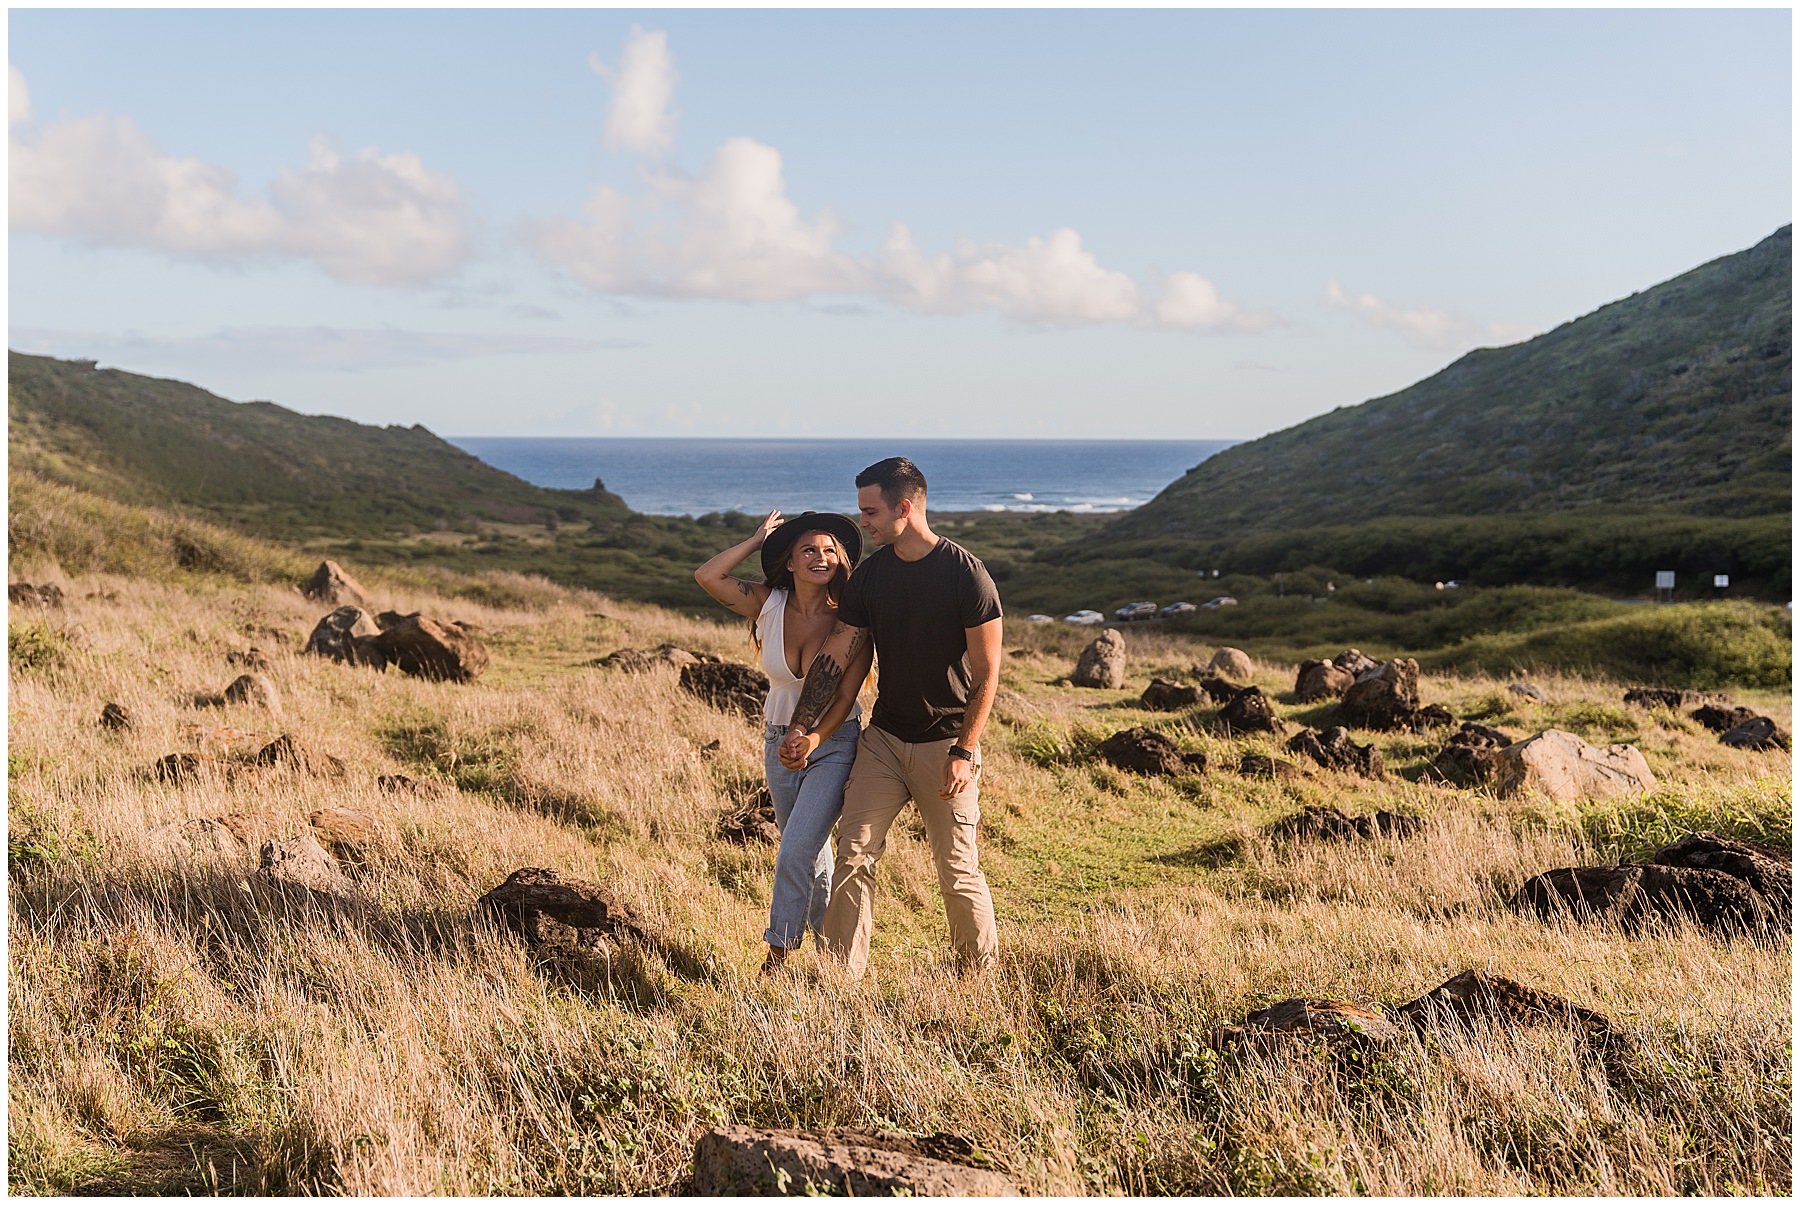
[{"left": 760, "top": 511, "right": 864, "bottom": 577}]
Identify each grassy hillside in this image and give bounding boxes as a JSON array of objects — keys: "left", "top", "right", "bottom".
[
  {"left": 8, "top": 352, "right": 632, "bottom": 538},
  {"left": 8, "top": 562, "right": 1790, "bottom": 1194},
  {"left": 1108, "top": 226, "right": 1791, "bottom": 540}
]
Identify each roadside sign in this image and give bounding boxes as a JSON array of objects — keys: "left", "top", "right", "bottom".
[
  {"left": 1655, "top": 571, "right": 1675, "bottom": 589},
  {"left": 1714, "top": 574, "right": 1730, "bottom": 588}
]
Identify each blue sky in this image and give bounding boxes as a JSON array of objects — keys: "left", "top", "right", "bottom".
[{"left": 8, "top": 8, "right": 1791, "bottom": 439}]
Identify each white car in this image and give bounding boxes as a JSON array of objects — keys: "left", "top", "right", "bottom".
[
  {"left": 1024, "top": 614, "right": 1054, "bottom": 624},
  {"left": 1201, "top": 596, "right": 1239, "bottom": 609},
  {"left": 1115, "top": 601, "right": 1157, "bottom": 621},
  {"left": 1063, "top": 610, "right": 1104, "bottom": 625}
]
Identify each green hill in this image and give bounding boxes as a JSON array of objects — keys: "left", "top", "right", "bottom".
[
  {"left": 8, "top": 352, "right": 631, "bottom": 538},
  {"left": 1040, "top": 227, "right": 1791, "bottom": 597}
]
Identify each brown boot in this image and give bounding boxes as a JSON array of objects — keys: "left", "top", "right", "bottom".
[{"left": 759, "top": 944, "right": 791, "bottom": 978}]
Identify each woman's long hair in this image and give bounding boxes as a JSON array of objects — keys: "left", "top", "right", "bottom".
[{"left": 750, "top": 532, "right": 853, "bottom": 653}]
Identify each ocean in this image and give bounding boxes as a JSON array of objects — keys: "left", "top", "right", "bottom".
[{"left": 448, "top": 438, "right": 1236, "bottom": 518}]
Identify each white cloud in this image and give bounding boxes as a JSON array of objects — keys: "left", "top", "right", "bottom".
[
  {"left": 1323, "top": 280, "right": 1535, "bottom": 351},
  {"left": 590, "top": 26, "right": 679, "bottom": 157},
  {"left": 10, "top": 325, "right": 637, "bottom": 373},
  {"left": 9, "top": 67, "right": 470, "bottom": 286},
  {"left": 11, "top": 65, "right": 32, "bottom": 127},
  {"left": 531, "top": 137, "right": 861, "bottom": 301},
  {"left": 533, "top": 29, "right": 1270, "bottom": 333}
]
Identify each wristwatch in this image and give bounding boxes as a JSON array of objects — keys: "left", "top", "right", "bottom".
[{"left": 947, "top": 744, "right": 977, "bottom": 762}]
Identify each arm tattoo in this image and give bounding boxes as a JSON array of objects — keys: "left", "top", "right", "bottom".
[
  {"left": 789, "top": 654, "right": 844, "bottom": 732},
  {"left": 735, "top": 579, "right": 755, "bottom": 598}
]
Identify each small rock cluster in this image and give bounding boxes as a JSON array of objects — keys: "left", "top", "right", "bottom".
[
  {"left": 1095, "top": 727, "right": 1208, "bottom": 775},
  {"left": 1267, "top": 805, "right": 1422, "bottom": 842},
  {"left": 8, "top": 581, "right": 65, "bottom": 607},
  {"left": 598, "top": 643, "right": 719, "bottom": 672},
  {"left": 303, "top": 596, "right": 489, "bottom": 682},
  {"left": 679, "top": 661, "right": 770, "bottom": 720},
  {"left": 691, "top": 1125, "right": 1014, "bottom": 1196},
  {"left": 1338, "top": 658, "right": 1454, "bottom": 732},
  {"left": 1292, "top": 648, "right": 1377, "bottom": 702},
  {"left": 1285, "top": 726, "right": 1382, "bottom": 777}
]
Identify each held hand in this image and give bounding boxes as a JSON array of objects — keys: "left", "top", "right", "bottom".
[
  {"left": 779, "top": 726, "right": 819, "bottom": 770},
  {"left": 940, "top": 751, "right": 979, "bottom": 799},
  {"left": 750, "top": 508, "right": 783, "bottom": 548}
]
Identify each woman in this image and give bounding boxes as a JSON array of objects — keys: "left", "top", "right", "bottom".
[{"left": 695, "top": 509, "right": 873, "bottom": 975}]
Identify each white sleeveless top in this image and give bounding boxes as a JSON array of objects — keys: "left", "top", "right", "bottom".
[{"left": 756, "top": 588, "right": 861, "bottom": 727}]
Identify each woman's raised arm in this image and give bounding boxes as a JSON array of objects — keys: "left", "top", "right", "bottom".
[{"left": 694, "top": 509, "right": 783, "bottom": 618}]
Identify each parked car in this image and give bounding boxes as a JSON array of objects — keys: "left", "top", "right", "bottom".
[
  {"left": 1114, "top": 601, "right": 1157, "bottom": 621},
  {"left": 1063, "top": 610, "right": 1104, "bottom": 625},
  {"left": 1158, "top": 601, "right": 1197, "bottom": 617},
  {"left": 1024, "top": 614, "right": 1054, "bottom": 624},
  {"left": 1201, "top": 596, "right": 1239, "bottom": 609}
]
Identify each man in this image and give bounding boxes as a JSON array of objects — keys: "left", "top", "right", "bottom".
[{"left": 778, "top": 456, "right": 1003, "bottom": 978}]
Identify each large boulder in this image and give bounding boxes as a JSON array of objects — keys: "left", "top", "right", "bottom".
[
  {"left": 1072, "top": 629, "right": 1127, "bottom": 689},
  {"left": 691, "top": 1126, "right": 1015, "bottom": 1197},
  {"left": 254, "top": 734, "right": 346, "bottom": 777},
  {"left": 477, "top": 867, "right": 648, "bottom": 952},
  {"left": 367, "top": 612, "right": 489, "bottom": 682},
  {"left": 1217, "top": 685, "right": 1284, "bottom": 735},
  {"left": 1207, "top": 647, "right": 1255, "bottom": 682},
  {"left": 1337, "top": 659, "right": 1422, "bottom": 731},
  {"left": 304, "top": 606, "right": 383, "bottom": 665},
  {"left": 1294, "top": 659, "right": 1355, "bottom": 702},
  {"left": 1140, "top": 678, "right": 1202, "bottom": 711},
  {"left": 301, "top": 560, "right": 372, "bottom": 610},
  {"left": 1493, "top": 729, "right": 1656, "bottom": 802},
  {"left": 598, "top": 643, "right": 717, "bottom": 672},
  {"left": 1094, "top": 727, "right": 1207, "bottom": 775},
  {"left": 1653, "top": 831, "right": 1791, "bottom": 918},
  {"left": 1286, "top": 726, "right": 1382, "bottom": 777},
  {"left": 1332, "top": 648, "right": 1379, "bottom": 677},
  {"left": 1511, "top": 863, "right": 1777, "bottom": 934},
  {"left": 1209, "top": 997, "right": 1400, "bottom": 1054},
  {"left": 1719, "top": 716, "right": 1790, "bottom": 751},
  {"left": 679, "top": 661, "right": 769, "bottom": 719}
]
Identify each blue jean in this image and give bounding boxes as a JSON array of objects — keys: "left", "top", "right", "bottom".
[{"left": 762, "top": 718, "right": 860, "bottom": 950}]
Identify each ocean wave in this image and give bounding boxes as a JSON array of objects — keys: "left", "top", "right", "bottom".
[{"left": 1011, "top": 492, "right": 1034, "bottom": 501}]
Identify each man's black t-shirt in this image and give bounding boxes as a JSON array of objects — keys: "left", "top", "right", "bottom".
[{"left": 838, "top": 538, "right": 1003, "bottom": 743}]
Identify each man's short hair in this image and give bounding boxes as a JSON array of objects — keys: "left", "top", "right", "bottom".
[{"left": 856, "top": 457, "right": 928, "bottom": 509}]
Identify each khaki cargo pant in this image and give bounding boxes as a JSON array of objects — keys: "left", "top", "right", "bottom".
[{"left": 819, "top": 725, "right": 998, "bottom": 978}]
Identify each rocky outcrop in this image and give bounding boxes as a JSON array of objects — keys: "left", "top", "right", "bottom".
[
  {"left": 1508, "top": 682, "right": 1548, "bottom": 702},
  {"left": 367, "top": 612, "right": 489, "bottom": 682},
  {"left": 1510, "top": 864, "right": 1777, "bottom": 934},
  {"left": 1337, "top": 658, "right": 1422, "bottom": 731},
  {"left": 1140, "top": 678, "right": 1201, "bottom": 711},
  {"left": 718, "top": 789, "right": 780, "bottom": 844},
  {"left": 99, "top": 701, "right": 136, "bottom": 732},
  {"left": 1094, "top": 727, "right": 1207, "bottom": 775},
  {"left": 8, "top": 582, "right": 64, "bottom": 607},
  {"left": 253, "top": 834, "right": 359, "bottom": 899},
  {"left": 145, "top": 817, "right": 246, "bottom": 865},
  {"left": 598, "top": 643, "right": 718, "bottom": 672},
  {"left": 1294, "top": 660, "right": 1354, "bottom": 702},
  {"left": 301, "top": 560, "right": 372, "bottom": 610},
  {"left": 1332, "top": 648, "right": 1379, "bottom": 677},
  {"left": 1691, "top": 703, "right": 1759, "bottom": 733},
  {"left": 1719, "top": 716, "right": 1790, "bottom": 751},
  {"left": 1395, "top": 969, "right": 1618, "bottom": 1042},
  {"left": 477, "top": 867, "right": 649, "bottom": 952},
  {"left": 1285, "top": 726, "right": 1382, "bottom": 777},
  {"left": 222, "top": 673, "right": 282, "bottom": 715},
  {"left": 1196, "top": 675, "right": 1241, "bottom": 703},
  {"left": 690, "top": 1126, "right": 1015, "bottom": 1197},
  {"left": 304, "top": 606, "right": 383, "bottom": 665},
  {"left": 254, "top": 735, "right": 346, "bottom": 777},
  {"left": 1652, "top": 831, "right": 1791, "bottom": 918},
  {"left": 1206, "top": 647, "right": 1255, "bottom": 682},
  {"left": 1209, "top": 998, "right": 1400, "bottom": 1053},
  {"left": 1493, "top": 729, "right": 1656, "bottom": 802},
  {"left": 1268, "top": 806, "right": 1422, "bottom": 843},
  {"left": 679, "top": 661, "right": 769, "bottom": 719},
  {"left": 1238, "top": 753, "right": 1307, "bottom": 780},
  {"left": 1623, "top": 687, "right": 1706, "bottom": 710},
  {"left": 1217, "top": 685, "right": 1284, "bottom": 735},
  {"left": 1072, "top": 630, "right": 1127, "bottom": 689},
  {"left": 1433, "top": 722, "right": 1514, "bottom": 786}
]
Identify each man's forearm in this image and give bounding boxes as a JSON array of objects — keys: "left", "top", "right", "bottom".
[{"left": 957, "top": 671, "right": 998, "bottom": 751}]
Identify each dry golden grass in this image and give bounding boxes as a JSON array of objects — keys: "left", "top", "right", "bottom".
[{"left": 7, "top": 568, "right": 1791, "bottom": 1194}]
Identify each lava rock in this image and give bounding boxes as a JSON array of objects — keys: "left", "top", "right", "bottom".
[
  {"left": 679, "top": 660, "right": 769, "bottom": 719},
  {"left": 1094, "top": 726, "right": 1207, "bottom": 775}
]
